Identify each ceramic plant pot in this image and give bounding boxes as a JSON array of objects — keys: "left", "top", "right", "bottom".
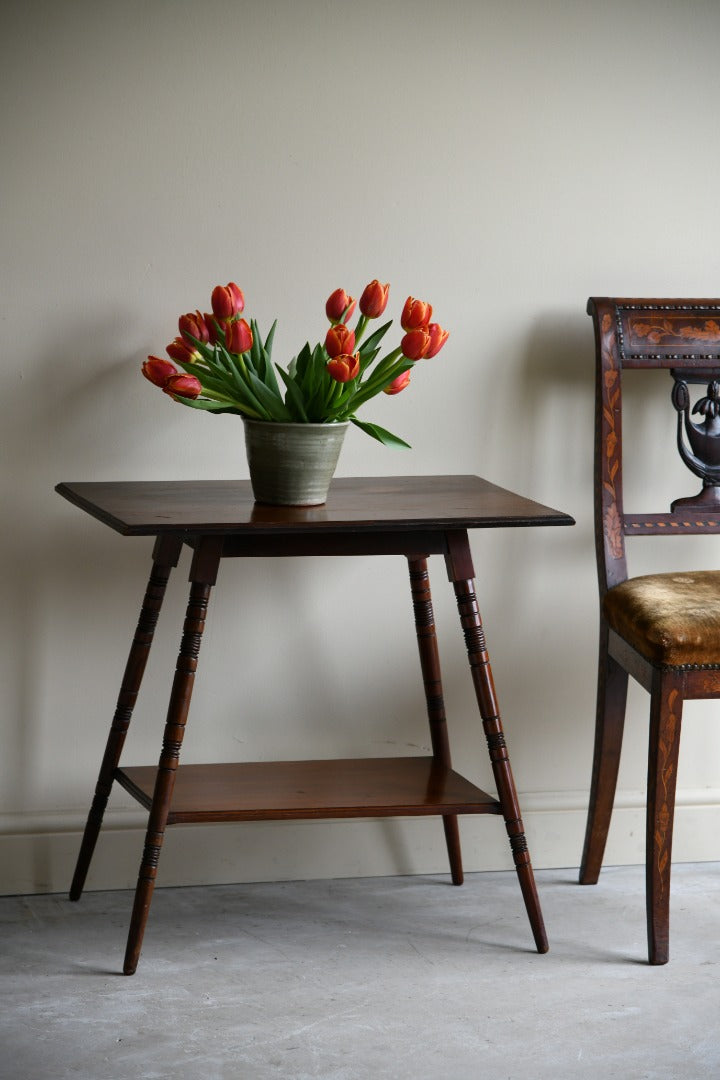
[{"left": 243, "top": 419, "right": 349, "bottom": 506}]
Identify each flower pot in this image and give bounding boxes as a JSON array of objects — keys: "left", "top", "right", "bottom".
[{"left": 243, "top": 419, "right": 349, "bottom": 506}]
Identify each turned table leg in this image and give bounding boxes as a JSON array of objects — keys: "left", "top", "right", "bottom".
[
  {"left": 123, "top": 536, "right": 223, "bottom": 975},
  {"left": 408, "top": 557, "right": 463, "bottom": 885},
  {"left": 69, "top": 535, "right": 183, "bottom": 902},
  {"left": 445, "top": 531, "right": 548, "bottom": 954}
]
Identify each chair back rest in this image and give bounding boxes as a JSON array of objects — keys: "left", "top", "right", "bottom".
[{"left": 588, "top": 297, "right": 720, "bottom": 593}]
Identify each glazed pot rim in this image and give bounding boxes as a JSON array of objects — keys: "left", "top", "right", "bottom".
[{"left": 242, "top": 418, "right": 350, "bottom": 430}]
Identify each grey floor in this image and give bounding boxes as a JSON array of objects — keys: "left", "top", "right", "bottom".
[{"left": 2, "top": 864, "right": 719, "bottom": 1080}]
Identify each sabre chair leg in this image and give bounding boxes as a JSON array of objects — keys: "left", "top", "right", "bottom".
[
  {"left": 123, "top": 537, "right": 223, "bottom": 976},
  {"left": 408, "top": 556, "right": 463, "bottom": 885},
  {"left": 445, "top": 531, "right": 548, "bottom": 954},
  {"left": 69, "top": 535, "right": 183, "bottom": 902},
  {"left": 646, "top": 672, "right": 683, "bottom": 966},
  {"left": 579, "top": 623, "right": 629, "bottom": 885}
]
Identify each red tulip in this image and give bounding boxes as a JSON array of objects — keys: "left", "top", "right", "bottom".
[
  {"left": 327, "top": 353, "right": 360, "bottom": 383},
  {"left": 401, "top": 296, "right": 432, "bottom": 332},
  {"left": 166, "top": 336, "right": 198, "bottom": 364},
  {"left": 383, "top": 370, "right": 411, "bottom": 395},
  {"left": 325, "top": 323, "right": 356, "bottom": 358},
  {"left": 425, "top": 323, "right": 449, "bottom": 358},
  {"left": 401, "top": 328, "right": 431, "bottom": 360},
  {"left": 325, "top": 288, "right": 356, "bottom": 324},
  {"left": 359, "top": 280, "right": 390, "bottom": 319},
  {"left": 162, "top": 373, "right": 203, "bottom": 399},
  {"left": 142, "top": 356, "right": 177, "bottom": 386},
  {"left": 225, "top": 317, "right": 253, "bottom": 354},
  {"left": 203, "top": 312, "right": 221, "bottom": 344},
  {"left": 178, "top": 310, "right": 210, "bottom": 345},
  {"left": 211, "top": 282, "right": 245, "bottom": 319}
]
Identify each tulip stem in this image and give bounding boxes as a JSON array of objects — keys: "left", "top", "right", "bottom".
[{"left": 353, "top": 314, "right": 369, "bottom": 347}]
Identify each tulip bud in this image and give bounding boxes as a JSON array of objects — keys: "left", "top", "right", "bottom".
[
  {"left": 211, "top": 282, "right": 245, "bottom": 319},
  {"left": 359, "top": 280, "right": 390, "bottom": 319},
  {"left": 178, "top": 310, "right": 210, "bottom": 345},
  {"left": 166, "top": 337, "right": 199, "bottom": 364},
  {"left": 425, "top": 324, "right": 449, "bottom": 358},
  {"left": 325, "top": 323, "right": 356, "bottom": 358},
  {"left": 162, "top": 373, "right": 203, "bottom": 399},
  {"left": 401, "top": 328, "right": 431, "bottom": 360},
  {"left": 224, "top": 317, "right": 253, "bottom": 354},
  {"left": 401, "top": 296, "right": 432, "bottom": 332},
  {"left": 142, "top": 356, "right": 178, "bottom": 386},
  {"left": 327, "top": 353, "right": 360, "bottom": 383},
  {"left": 325, "top": 288, "right": 356, "bottom": 324},
  {"left": 383, "top": 370, "right": 411, "bottom": 396}
]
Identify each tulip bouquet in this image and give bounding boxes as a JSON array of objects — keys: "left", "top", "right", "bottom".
[{"left": 143, "top": 279, "right": 448, "bottom": 447}]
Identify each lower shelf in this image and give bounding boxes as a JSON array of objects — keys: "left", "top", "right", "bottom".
[{"left": 115, "top": 757, "right": 501, "bottom": 824}]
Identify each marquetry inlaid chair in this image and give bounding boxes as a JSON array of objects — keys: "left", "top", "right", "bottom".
[{"left": 580, "top": 297, "right": 720, "bottom": 964}]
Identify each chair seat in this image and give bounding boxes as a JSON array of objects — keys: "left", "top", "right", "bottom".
[{"left": 603, "top": 570, "right": 720, "bottom": 667}]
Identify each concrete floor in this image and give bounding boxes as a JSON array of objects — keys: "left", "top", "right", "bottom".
[{"left": 2, "top": 864, "right": 719, "bottom": 1080}]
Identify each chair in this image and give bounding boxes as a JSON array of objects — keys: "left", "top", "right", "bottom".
[{"left": 580, "top": 297, "right": 720, "bottom": 964}]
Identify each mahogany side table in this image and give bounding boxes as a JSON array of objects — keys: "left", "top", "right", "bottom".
[{"left": 57, "top": 475, "right": 573, "bottom": 974}]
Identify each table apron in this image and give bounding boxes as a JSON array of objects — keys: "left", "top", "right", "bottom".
[{"left": 191, "top": 529, "right": 453, "bottom": 560}]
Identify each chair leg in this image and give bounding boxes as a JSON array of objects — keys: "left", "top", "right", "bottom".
[
  {"left": 408, "top": 557, "right": 463, "bottom": 885},
  {"left": 579, "top": 624, "right": 629, "bottom": 884},
  {"left": 646, "top": 673, "right": 683, "bottom": 965}
]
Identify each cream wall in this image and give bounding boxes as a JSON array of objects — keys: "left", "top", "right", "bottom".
[{"left": 3, "top": 0, "right": 720, "bottom": 895}]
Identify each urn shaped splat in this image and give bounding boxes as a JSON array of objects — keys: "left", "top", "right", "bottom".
[{"left": 671, "top": 374, "right": 720, "bottom": 510}]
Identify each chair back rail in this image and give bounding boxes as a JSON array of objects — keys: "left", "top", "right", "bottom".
[{"left": 588, "top": 297, "right": 720, "bottom": 595}]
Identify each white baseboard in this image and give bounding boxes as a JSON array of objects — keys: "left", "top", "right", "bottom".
[{"left": 2, "top": 789, "right": 719, "bottom": 896}]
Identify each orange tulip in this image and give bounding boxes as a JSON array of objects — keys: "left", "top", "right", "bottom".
[
  {"left": 178, "top": 310, "right": 210, "bottom": 345},
  {"left": 211, "top": 282, "right": 245, "bottom": 319},
  {"left": 162, "top": 373, "right": 202, "bottom": 399},
  {"left": 225, "top": 317, "right": 253, "bottom": 354},
  {"left": 325, "top": 288, "right": 356, "bottom": 324},
  {"left": 325, "top": 323, "right": 356, "bottom": 358},
  {"left": 359, "top": 280, "right": 390, "bottom": 319},
  {"left": 142, "top": 356, "right": 177, "bottom": 386},
  {"left": 425, "top": 324, "right": 449, "bottom": 358},
  {"left": 401, "top": 328, "right": 431, "bottom": 360},
  {"left": 401, "top": 296, "right": 432, "bottom": 332},
  {"left": 327, "top": 353, "right": 360, "bottom": 383},
  {"left": 383, "top": 370, "right": 411, "bottom": 395}
]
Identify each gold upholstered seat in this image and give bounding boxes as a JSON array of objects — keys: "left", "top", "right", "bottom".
[
  {"left": 603, "top": 570, "right": 720, "bottom": 668},
  {"left": 580, "top": 297, "right": 720, "bottom": 965}
]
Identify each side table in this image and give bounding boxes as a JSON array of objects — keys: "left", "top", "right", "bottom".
[{"left": 57, "top": 475, "right": 574, "bottom": 974}]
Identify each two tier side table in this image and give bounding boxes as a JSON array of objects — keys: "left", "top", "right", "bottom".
[{"left": 57, "top": 475, "right": 574, "bottom": 974}]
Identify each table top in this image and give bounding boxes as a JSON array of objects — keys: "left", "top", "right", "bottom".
[{"left": 55, "top": 475, "right": 574, "bottom": 537}]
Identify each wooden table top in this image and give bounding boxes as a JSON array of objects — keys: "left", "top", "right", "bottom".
[{"left": 55, "top": 475, "right": 574, "bottom": 536}]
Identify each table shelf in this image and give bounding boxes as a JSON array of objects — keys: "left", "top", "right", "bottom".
[{"left": 115, "top": 757, "right": 501, "bottom": 824}]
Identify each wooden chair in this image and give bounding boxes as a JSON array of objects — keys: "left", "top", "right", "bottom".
[{"left": 580, "top": 297, "right": 720, "bottom": 964}]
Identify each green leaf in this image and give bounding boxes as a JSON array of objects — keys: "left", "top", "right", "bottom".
[
  {"left": 264, "top": 319, "right": 277, "bottom": 357},
  {"left": 358, "top": 319, "right": 392, "bottom": 358},
  {"left": 295, "top": 342, "right": 313, "bottom": 381},
  {"left": 251, "top": 319, "right": 281, "bottom": 397},
  {"left": 172, "top": 396, "right": 247, "bottom": 415},
  {"left": 350, "top": 417, "right": 411, "bottom": 449},
  {"left": 358, "top": 347, "right": 380, "bottom": 377},
  {"left": 246, "top": 370, "right": 292, "bottom": 420},
  {"left": 277, "top": 365, "right": 309, "bottom": 421}
]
